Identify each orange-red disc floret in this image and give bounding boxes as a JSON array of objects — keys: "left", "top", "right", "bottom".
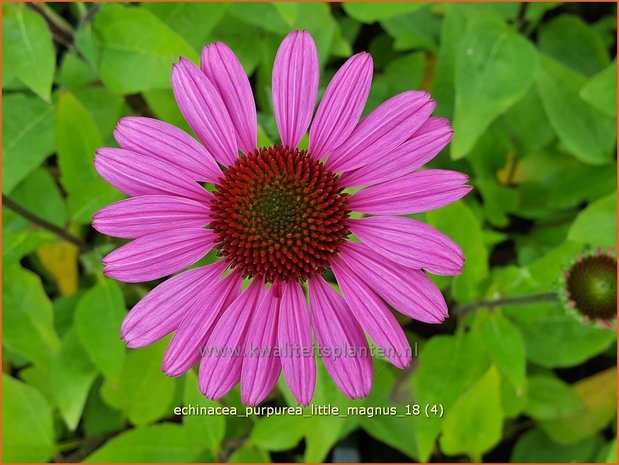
[{"left": 210, "top": 146, "right": 350, "bottom": 282}]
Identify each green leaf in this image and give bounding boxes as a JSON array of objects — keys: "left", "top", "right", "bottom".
[
  {"left": 49, "top": 328, "right": 98, "bottom": 430},
  {"left": 2, "top": 208, "right": 55, "bottom": 266},
  {"left": 56, "top": 91, "right": 123, "bottom": 223},
  {"left": 414, "top": 332, "right": 490, "bottom": 460},
  {"left": 59, "top": 52, "right": 98, "bottom": 90},
  {"left": 451, "top": 13, "right": 538, "bottom": 158},
  {"left": 143, "top": 3, "right": 228, "bottom": 51},
  {"left": 511, "top": 428, "right": 603, "bottom": 462},
  {"left": 2, "top": 93, "right": 55, "bottom": 194},
  {"left": 539, "top": 15, "right": 609, "bottom": 77},
  {"left": 250, "top": 415, "right": 308, "bottom": 451},
  {"left": 143, "top": 89, "right": 192, "bottom": 134},
  {"left": 540, "top": 368, "right": 617, "bottom": 444},
  {"left": 580, "top": 61, "right": 617, "bottom": 117},
  {"left": 83, "top": 378, "right": 126, "bottom": 437},
  {"left": 2, "top": 4, "right": 55, "bottom": 100},
  {"left": 183, "top": 370, "right": 226, "bottom": 453},
  {"left": 536, "top": 55, "right": 616, "bottom": 165},
  {"left": 381, "top": 5, "right": 442, "bottom": 52},
  {"left": 568, "top": 192, "right": 617, "bottom": 248},
  {"left": 229, "top": 444, "right": 271, "bottom": 463},
  {"left": 524, "top": 375, "right": 584, "bottom": 421},
  {"left": 75, "top": 278, "right": 126, "bottom": 380},
  {"left": 229, "top": 3, "right": 292, "bottom": 35},
  {"left": 85, "top": 423, "right": 203, "bottom": 462},
  {"left": 2, "top": 374, "right": 56, "bottom": 462},
  {"left": 427, "top": 201, "right": 489, "bottom": 303},
  {"left": 10, "top": 167, "right": 68, "bottom": 227},
  {"left": 360, "top": 362, "right": 419, "bottom": 459},
  {"left": 2, "top": 264, "right": 60, "bottom": 367},
  {"left": 478, "top": 311, "right": 526, "bottom": 390},
  {"left": 516, "top": 304, "right": 615, "bottom": 368},
  {"left": 343, "top": 2, "right": 425, "bottom": 23},
  {"left": 439, "top": 366, "right": 504, "bottom": 460},
  {"left": 101, "top": 339, "right": 176, "bottom": 426},
  {"left": 73, "top": 87, "right": 129, "bottom": 145},
  {"left": 93, "top": 5, "right": 197, "bottom": 94}
]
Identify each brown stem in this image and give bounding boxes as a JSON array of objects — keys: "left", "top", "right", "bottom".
[{"left": 2, "top": 195, "right": 91, "bottom": 252}]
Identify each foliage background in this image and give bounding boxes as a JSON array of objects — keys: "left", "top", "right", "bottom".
[{"left": 2, "top": 1, "right": 617, "bottom": 462}]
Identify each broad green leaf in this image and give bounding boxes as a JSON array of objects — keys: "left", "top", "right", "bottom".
[
  {"left": 49, "top": 328, "right": 98, "bottom": 430},
  {"left": 524, "top": 375, "right": 584, "bottom": 421},
  {"left": 343, "top": 2, "right": 425, "bottom": 23},
  {"left": 10, "top": 167, "right": 67, "bottom": 227},
  {"left": 568, "top": 192, "right": 617, "bottom": 248},
  {"left": 2, "top": 264, "right": 60, "bottom": 367},
  {"left": 2, "top": 93, "right": 55, "bottom": 193},
  {"left": 2, "top": 208, "right": 55, "bottom": 265},
  {"left": 516, "top": 304, "right": 615, "bottom": 368},
  {"left": 143, "top": 3, "right": 228, "bottom": 51},
  {"left": 478, "top": 311, "right": 526, "bottom": 390},
  {"left": 229, "top": 3, "right": 292, "bottom": 34},
  {"left": 2, "top": 4, "right": 55, "bottom": 100},
  {"left": 511, "top": 428, "right": 603, "bottom": 462},
  {"left": 539, "top": 15, "right": 610, "bottom": 77},
  {"left": 85, "top": 423, "right": 203, "bottom": 462},
  {"left": 93, "top": 5, "right": 197, "bottom": 94},
  {"left": 2, "top": 374, "right": 55, "bottom": 462},
  {"left": 209, "top": 14, "right": 263, "bottom": 75},
  {"left": 451, "top": 13, "right": 538, "bottom": 158},
  {"left": 414, "top": 332, "right": 490, "bottom": 460},
  {"left": 440, "top": 366, "right": 503, "bottom": 460},
  {"left": 380, "top": 4, "right": 442, "bottom": 52},
  {"left": 73, "top": 87, "right": 130, "bottom": 145},
  {"left": 580, "top": 61, "right": 617, "bottom": 117},
  {"left": 83, "top": 379, "right": 125, "bottom": 437},
  {"left": 499, "top": 372, "right": 527, "bottom": 418},
  {"left": 183, "top": 370, "right": 226, "bottom": 453},
  {"left": 75, "top": 278, "right": 126, "bottom": 380},
  {"left": 143, "top": 89, "right": 192, "bottom": 134},
  {"left": 101, "top": 339, "right": 176, "bottom": 426},
  {"left": 229, "top": 444, "right": 271, "bottom": 463},
  {"left": 56, "top": 91, "right": 123, "bottom": 223},
  {"left": 540, "top": 368, "right": 617, "bottom": 444},
  {"left": 59, "top": 52, "right": 97, "bottom": 90},
  {"left": 536, "top": 55, "right": 616, "bottom": 165},
  {"left": 360, "top": 362, "right": 419, "bottom": 460},
  {"left": 427, "top": 201, "right": 488, "bottom": 303},
  {"left": 250, "top": 415, "right": 308, "bottom": 451}
]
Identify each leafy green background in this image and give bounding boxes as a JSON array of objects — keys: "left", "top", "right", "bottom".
[{"left": 2, "top": 2, "right": 617, "bottom": 462}]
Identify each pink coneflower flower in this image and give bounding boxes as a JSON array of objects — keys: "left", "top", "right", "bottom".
[{"left": 93, "top": 30, "right": 471, "bottom": 406}]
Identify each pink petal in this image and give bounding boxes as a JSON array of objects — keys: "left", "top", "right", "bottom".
[
  {"left": 272, "top": 30, "right": 319, "bottom": 148},
  {"left": 93, "top": 195, "right": 210, "bottom": 239},
  {"left": 278, "top": 280, "right": 315, "bottom": 406},
  {"left": 199, "top": 280, "right": 265, "bottom": 399},
  {"left": 102, "top": 228, "right": 216, "bottom": 283},
  {"left": 121, "top": 260, "right": 228, "bottom": 348},
  {"left": 308, "top": 275, "right": 372, "bottom": 399},
  {"left": 241, "top": 286, "right": 282, "bottom": 406},
  {"left": 325, "top": 91, "right": 434, "bottom": 173},
  {"left": 162, "top": 272, "right": 242, "bottom": 377},
  {"left": 348, "top": 169, "right": 471, "bottom": 215},
  {"left": 113, "top": 116, "right": 222, "bottom": 183},
  {"left": 331, "top": 258, "right": 411, "bottom": 369},
  {"left": 172, "top": 57, "right": 238, "bottom": 166},
  {"left": 338, "top": 242, "right": 448, "bottom": 323},
  {"left": 201, "top": 43, "right": 257, "bottom": 155},
  {"left": 341, "top": 117, "right": 453, "bottom": 187},
  {"left": 308, "top": 53, "right": 373, "bottom": 160},
  {"left": 349, "top": 216, "right": 464, "bottom": 275},
  {"left": 95, "top": 148, "right": 211, "bottom": 202}
]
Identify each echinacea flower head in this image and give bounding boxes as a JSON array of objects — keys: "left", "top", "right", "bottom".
[
  {"left": 93, "top": 30, "right": 472, "bottom": 406},
  {"left": 562, "top": 249, "right": 617, "bottom": 329}
]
